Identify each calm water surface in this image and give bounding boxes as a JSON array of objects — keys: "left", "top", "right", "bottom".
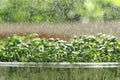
[{"left": 0, "top": 62, "right": 120, "bottom": 80}]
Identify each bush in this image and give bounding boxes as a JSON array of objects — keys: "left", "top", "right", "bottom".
[{"left": 1, "top": 0, "right": 120, "bottom": 23}]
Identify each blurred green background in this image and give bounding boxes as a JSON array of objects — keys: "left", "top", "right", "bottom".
[{"left": 0, "top": 0, "right": 120, "bottom": 23}]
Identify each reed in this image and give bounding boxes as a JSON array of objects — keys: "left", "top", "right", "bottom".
[{"left": 0, "top": 22, "right": 120, "bottom": 40}]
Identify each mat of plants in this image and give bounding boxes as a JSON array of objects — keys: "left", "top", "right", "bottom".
[{"left": 0, "top": 33, "right": 120, "bottom": 62}]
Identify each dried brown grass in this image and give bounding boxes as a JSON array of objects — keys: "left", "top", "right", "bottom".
[{"left": 0, "top": 21, "right": 120, "bottom": 40}]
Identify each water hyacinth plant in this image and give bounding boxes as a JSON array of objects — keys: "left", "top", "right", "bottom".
[{"left": 0, "top": 33, "right": 120, "bottom": 62}]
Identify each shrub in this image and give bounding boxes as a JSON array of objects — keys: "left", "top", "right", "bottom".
[{"left": 1, "top": 0, "right": 120, "bottom": 23}]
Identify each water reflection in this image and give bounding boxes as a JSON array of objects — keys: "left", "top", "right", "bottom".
[{"left": 0, "top": 62, "right": 120, "bottom": 80}]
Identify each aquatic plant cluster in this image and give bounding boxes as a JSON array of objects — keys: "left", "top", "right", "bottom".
[{"left": 0, "top": 33, "right": 120, "bottom": 62}]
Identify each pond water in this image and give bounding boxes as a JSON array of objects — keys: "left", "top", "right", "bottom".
[{"left": 0, "top": 62, "right": 120, "bottom": 80}]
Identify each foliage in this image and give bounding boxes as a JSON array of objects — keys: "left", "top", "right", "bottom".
[
  {"left": 0, "top": 0, "right": 120, "bottom": 23},
  {"left": 0, "top": 33, "right": 120, "bottom": 62}
]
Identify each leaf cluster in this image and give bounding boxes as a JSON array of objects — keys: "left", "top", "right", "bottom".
[{"left": 0, "top": 33, "right": 120, "bottom": 62}]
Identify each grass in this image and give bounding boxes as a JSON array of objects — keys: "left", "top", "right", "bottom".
[{"left": 0, "top": 21, "right": 120, "bottom": 40}]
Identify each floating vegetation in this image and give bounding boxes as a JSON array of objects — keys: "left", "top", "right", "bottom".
[{"left": 0, "top": 33, "right": 120, "bottom": 62}]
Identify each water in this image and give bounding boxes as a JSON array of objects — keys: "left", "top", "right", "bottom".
[{"left": 0, "top": 62, "right": 120, "bottom": 80}]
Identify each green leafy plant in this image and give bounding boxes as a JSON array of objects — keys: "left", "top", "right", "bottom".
[{"left": 0, "top": 33, "right": 120, "bottom": 62}]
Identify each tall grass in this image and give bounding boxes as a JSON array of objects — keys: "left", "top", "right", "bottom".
[{"left": 0, "top": 22, "right": 120, "bottom": 40}]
